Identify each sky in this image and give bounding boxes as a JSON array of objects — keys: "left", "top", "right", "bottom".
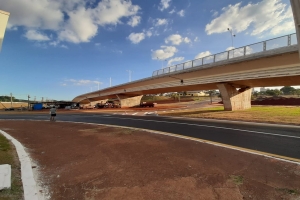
[{"left": 0, "top": 0, "right": 297, "bottom": 101}]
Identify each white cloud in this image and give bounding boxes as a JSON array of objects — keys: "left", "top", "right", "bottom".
[
  {"left": 127, "top": 16, "right": 141, "bottom": 27},
  {"left": 65, "top": 79, "right": 102, "bottom": 86},
  {"left": 165, "top": 34, "right": 191, "bottom": 45},
  {"left": 195, "top": 51, "right": 212, "bottom": 59},
  {"left": 168, "top": 57, "right": 184, "bottom": 65},
  {"left": 1, "top": 0, "right": 140, "bottom": 44},
  {"left": 60, "top": 44, "right": 68, "bottom": 49},
  {"left": 49, "top": 40, "right": 61, "bottom": 47},
  {"left": 159, "top": 0, "right": 171, "bottom": 11},
  {"left": 128, "top": 32, "right": 145, "bottom": 44},
  {"left": 205, "top": 0, "right": 295, "bottom": 36},
  {"left": 211, "top": 10, "right": 218, "bottom": 17},
  {"left": 155, "top": 18, "right": 169, "bottom": 26},
  {"left": 194, "top": 37, "right": 199, "bottom": 42},
  {"left": 95, "top": 43, "right": 101, "bottom": 46},
  {"left": 152, "top": 46, "right": 178, "bottom": 60},
  {"left": 58, "top": 7, "right": 98, "bottom": 43},
  {"left": 24, "top": 30, "right": 50, "bottom": 41},
  {"left": 183, "top": 37, "right": 191, "bottom": 43},
  {"left": 4, "top": 0, "right": 63, "bottom": 30},
  {"left": 177, "top": 10, "right": 185, "bottom": 17},
  {"left": 146, "top": 30, "right": 153, "bottom": 37},
  {"left": 169, "top": 9, "right": 176, "bottom": 14}
]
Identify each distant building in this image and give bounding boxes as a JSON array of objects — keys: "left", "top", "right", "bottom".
[
  {"left": 260, "top": 87, "right": 267, "bottom": 92},
  {"left": 0, "top": 10, "right": 10, "bottom": 52}
]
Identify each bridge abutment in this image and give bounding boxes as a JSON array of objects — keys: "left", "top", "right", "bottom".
[
  {"left": 116, "top": 95, "right": 143, "bottom": 108},
  {"left": 217, "top": 83, "right": 252, "bottom": 111}
]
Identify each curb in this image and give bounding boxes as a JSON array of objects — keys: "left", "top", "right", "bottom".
[{"left": 0, "top": 130, "right": 40, "bottom": 200}]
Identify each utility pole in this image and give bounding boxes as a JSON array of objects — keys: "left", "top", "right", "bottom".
[
  {"left": 28, "top": 95, "right": 30, "bottom": 110},
  {"left": 10, "top": 93, "right": 12, "bottom": 108},
  {"left": 42, "top": 97, "right": 44, "bottom": 102}
]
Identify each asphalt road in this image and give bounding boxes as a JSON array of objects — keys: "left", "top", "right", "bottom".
[{"left": 1, "top": 113, "right": 300, "bottom": 160}]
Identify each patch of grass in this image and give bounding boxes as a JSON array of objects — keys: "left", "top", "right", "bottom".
[
  {"left": 0, "top": 134, "right": 23, "bottom": 200},
  {"left": 0, "top": 134, "right": 11, "bottom": 152},
  {"left": 277, "top": 188, "right": 300, "bottom": 195},
  {"left": 230, "top": 175, "right": 244, "bottom": 185},
  {"left": 161, "top": 106, "right": 300, "bottom": 125},
  {"left": 110, "top": 128, "right": 135, "bottom": 135}
]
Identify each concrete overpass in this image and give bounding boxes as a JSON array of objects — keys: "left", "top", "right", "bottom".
[
  {"left": 73, "top": 0, "right": 300, "bottom": 111},
  {"left": 73, "top": 33, "right": 300, "bottom": 111}
]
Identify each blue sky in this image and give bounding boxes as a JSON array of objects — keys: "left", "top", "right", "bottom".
[{"left": 0, "top": 0, "right": 296, "bottom": 101}]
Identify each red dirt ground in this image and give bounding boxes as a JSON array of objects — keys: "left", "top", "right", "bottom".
[{"left": 0, "top": 121, "right": 299, "bottom": 200}]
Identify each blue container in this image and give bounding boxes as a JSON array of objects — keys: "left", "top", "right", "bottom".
[{"left": 33, "top": 103, "right": 43, "bottom": 110}]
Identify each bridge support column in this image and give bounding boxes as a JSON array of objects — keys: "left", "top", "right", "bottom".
[
  {"left": 116, "top": 95, "right": 143, "bottom": 108},
  {"left": 217, "top": 83, "right": 252, "bottom": 111}
]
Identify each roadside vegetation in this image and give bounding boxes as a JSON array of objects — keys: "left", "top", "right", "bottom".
[
  {"left": 0, "top": 134, "right": 23, "bottom": 199},
  {"left": 161, "top": 106, "right": 300, "bottom": 125}
]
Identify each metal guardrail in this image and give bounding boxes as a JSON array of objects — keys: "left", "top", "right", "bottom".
[{"left": 152, "top": 33, "right": 298, "bottom": 77}]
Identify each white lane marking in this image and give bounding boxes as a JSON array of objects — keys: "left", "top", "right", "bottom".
[
  {"left": 97, "top": 116, "right": 300, "bottom": 139},
  {"left": 132, "top": 113, "right": 138, "bottom": 115}
]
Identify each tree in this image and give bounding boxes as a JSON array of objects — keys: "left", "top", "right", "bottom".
[
  {"left": 280, "top": 86, "right": 296, "bottom": 95},
  {"left": 253, "top": 91, "right": 259, "bottom": 97},
  {"left": 265, "top": 89, "right": 281, "bottom": 96},
  {"left": 205, "top": 90, "right": 217, "bottom": 104},
  {"left": 295, "top": 89, "right": 300, "bottom": 97}
]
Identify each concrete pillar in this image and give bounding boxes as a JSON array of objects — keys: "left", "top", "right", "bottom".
[
  {"left": 116, "top": 95, "right": 143, "bottom": 108},
  {"left": 217, "top": 83, "right": 252, "bottom": 111},
  {"left": 291, "top": 0, "right": 300, "bottom": 59}
]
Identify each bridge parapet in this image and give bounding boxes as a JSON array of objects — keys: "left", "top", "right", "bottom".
[{"left": 153, "top": 33, "right": 298, "bottom": 77}]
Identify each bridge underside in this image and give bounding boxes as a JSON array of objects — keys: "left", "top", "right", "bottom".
[
  {"left": 74, "top": 50, "right": 300, "bottom": 110},
  {"left": 77, "top": 74, "right": 300, "bottom": 109}
]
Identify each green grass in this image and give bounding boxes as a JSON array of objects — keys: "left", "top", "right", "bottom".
[
  {"left": 230, "top": 175, "right": 244, "bottom": 185},
  {"left": 161, "top": 106, "right": 300, "bottom": 125},
  {"left": 0, "top": 134, "right": 23, "bottom": 200},
  {"left": 277, "top": 188, "right": 299, "bottom": 195}
]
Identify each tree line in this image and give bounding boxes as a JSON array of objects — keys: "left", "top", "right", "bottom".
[
  {"left": 253, "top": 86, "right": 300, "bottom": 97},
  {"left": 0, "top": 96, "right": 27, "bottom": 102}
]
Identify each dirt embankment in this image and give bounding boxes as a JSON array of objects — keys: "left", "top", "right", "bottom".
[{"left": 251, "top": 97, "right": 300, "bottom": 106}]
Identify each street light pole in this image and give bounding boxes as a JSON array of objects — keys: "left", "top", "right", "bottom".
[{"left": 227, "top": 28, "right": 235, "bottom": 48}]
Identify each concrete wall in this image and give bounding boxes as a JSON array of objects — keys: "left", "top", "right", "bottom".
[{"left": 0, "top": 10, "right": 10, "bottom": 52}]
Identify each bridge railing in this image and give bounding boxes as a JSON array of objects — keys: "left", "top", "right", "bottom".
[{"left": 152, "top": 33, "right": 297, "bottom": 77}]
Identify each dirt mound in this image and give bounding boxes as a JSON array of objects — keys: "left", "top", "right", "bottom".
[
  {"left": 252, "top": 97, "right": 300, "bottom": 105},
  {"left": 218, "top": 97, "right": 300, "bottom": 106}
]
